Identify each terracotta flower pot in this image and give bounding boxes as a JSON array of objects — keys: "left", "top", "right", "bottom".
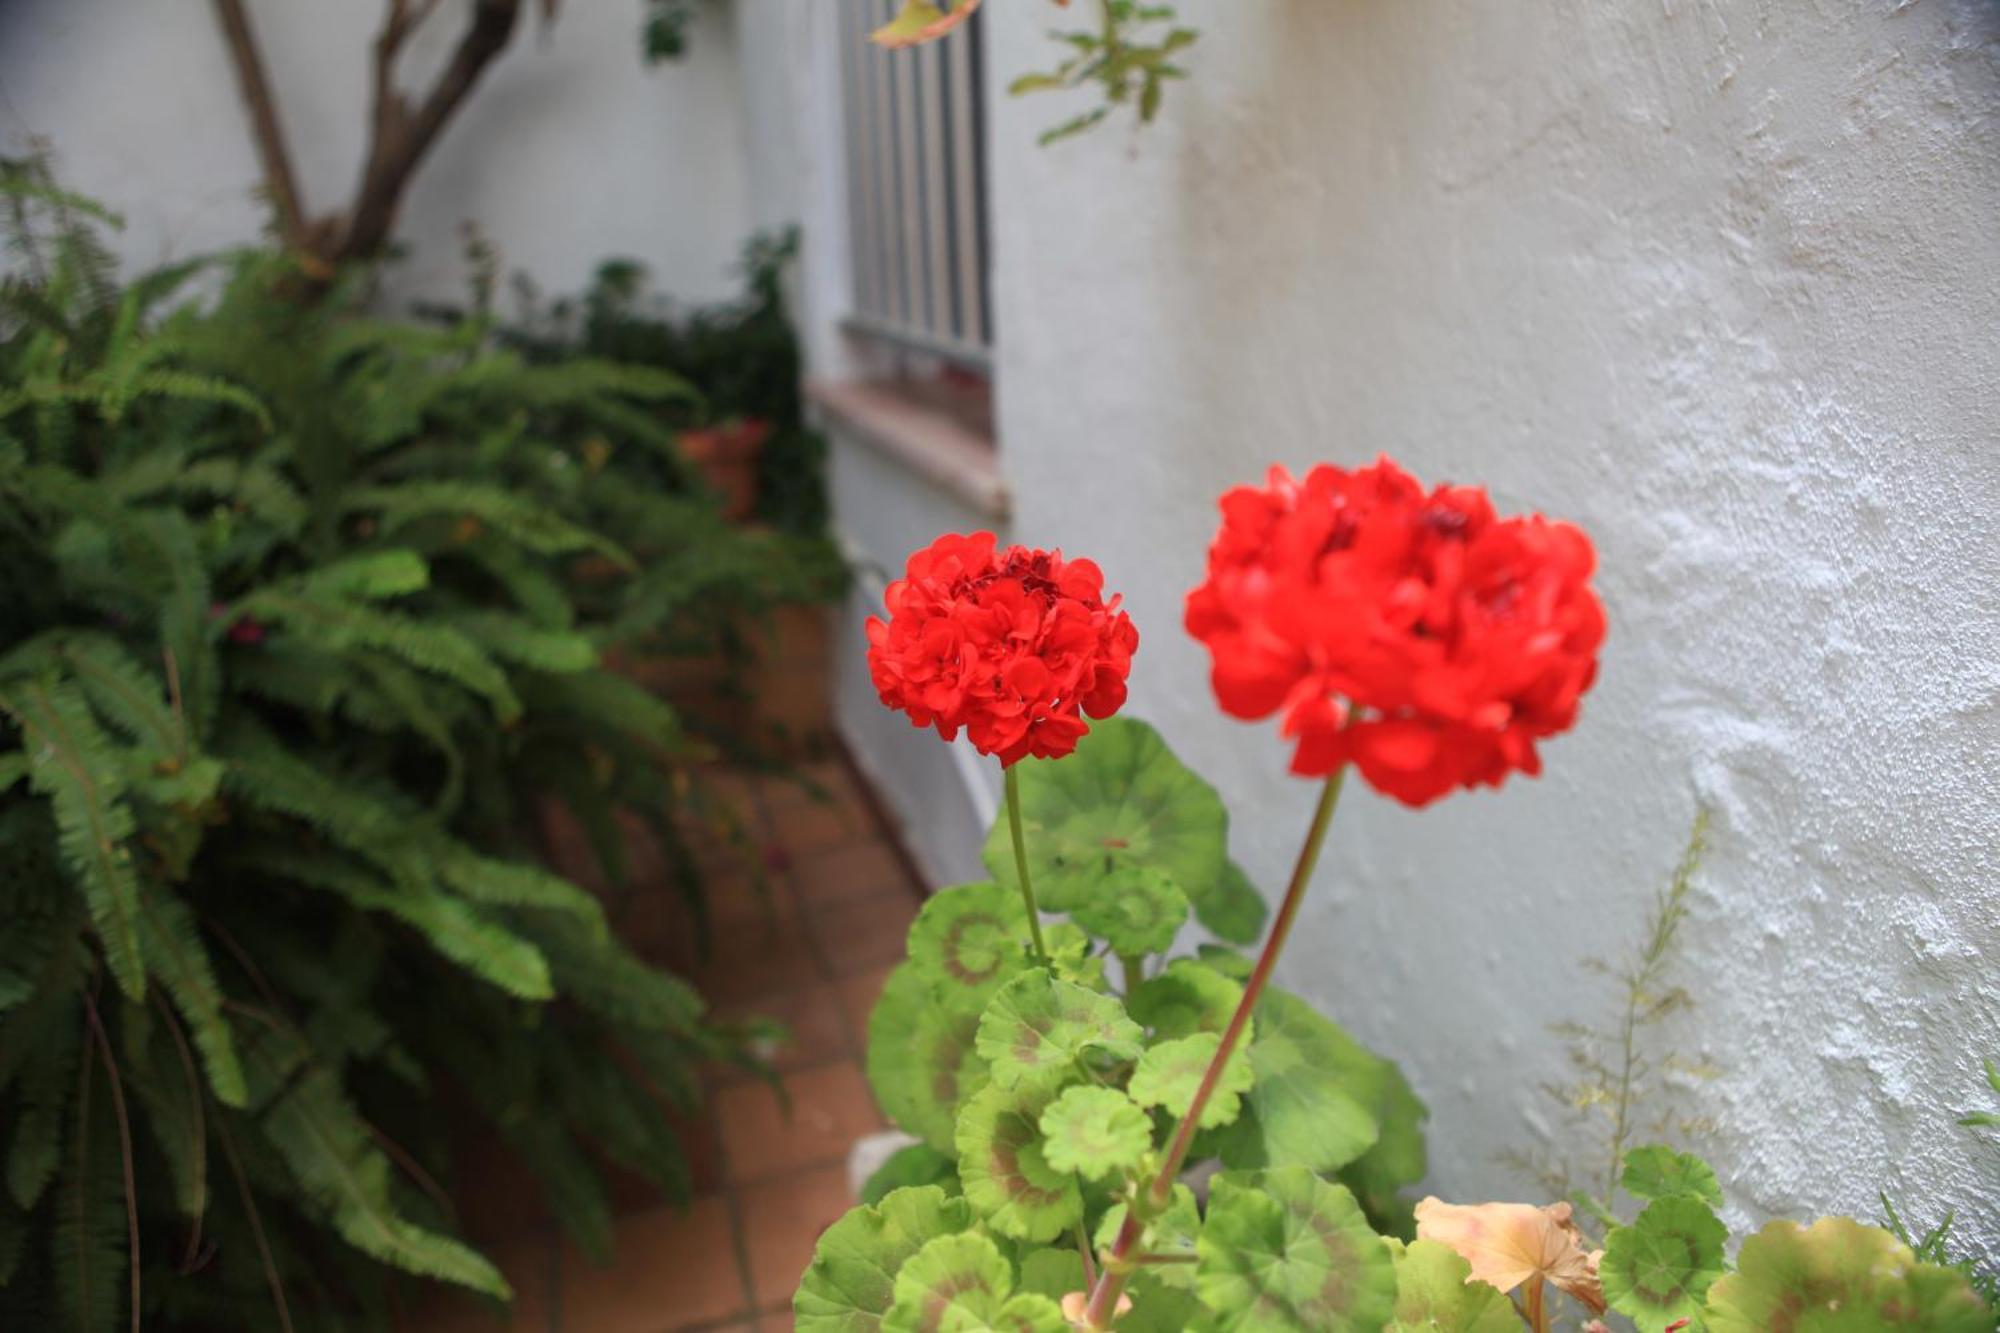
[{"left": 677, "top": 417, "right": 773, "bottom": 523}]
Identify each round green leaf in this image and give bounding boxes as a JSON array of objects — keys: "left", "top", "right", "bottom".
[
  {"left": 1194, "top": 1168, "right": 1399, "bottom": 1332},
  {"left": 867, "top": 962, "right": 991, "bottom": 1152},
  {"left": 1221, "top": 989, "right": 1384, "bottom": 1174},
  {"left": 907, "top": 881, "right": 1039, "bottom": 1016},
  {"left": 1386, "top": 1238, "right": 1519, "bottom": 1332},
  {"left": 1602, "top": 1195, "right": 1728, "bottom": 1331},
  {"left": 1096, "top": 1183, "right": 1202, "bottom": 1291},
  {"left": 883, "top": 1232, "right": 1069, "bottom": 1332},
  {"left": 955, "top": 1082, "right": 1084, "bottom": 1243},
  {"left": 1191, "top": 859, "right": 1269, "bottom": 946},
  {"left": 1128, "top": 1033, "right": 1253, "bottom": 1131},
  {"left": 1129, "top": 958, "right": 1247, "bottom": 1040},
  {"left": 981, "top": 717, "right": 1228, "bottom": 914},
  {"left": 1015, "top": 1246, "right": 1085, "bottom": 1302},
  {"left": 1703, "top": 1216, "right": 1992, "bottom": 1333},
  {"left": 1069, "top": 866, "right": 1189, "bottom": 958},
  {"left": 1037, "top": 1085, "right": 1153, "bottom": 1182},
  {"left": 975, "top": 970, "right": 1144, "bottom": 1095},
  {"left": 862, "top": 1143, "right": 962, "bottom": 1207},
  {"left": 795, "top": 1185, "right": 975, "bottom": 1332},
  {"left": 1621, "top": 1144, "right": 1723, "bottom": 1208}
]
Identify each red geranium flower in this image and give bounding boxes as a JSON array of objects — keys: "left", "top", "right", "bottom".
[
  {"left": 867, "top": 532, "right": 1139, "bottom": 766},
  {"left": 1185, "top": 457, "right": 1604, "bottom": 806}
]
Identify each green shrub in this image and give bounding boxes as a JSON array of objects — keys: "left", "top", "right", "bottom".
[{"left": 0, "top": 160, "right": 833, "bottom": 1330}]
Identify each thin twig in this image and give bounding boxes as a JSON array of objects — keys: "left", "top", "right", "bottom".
[
  {"left": 209, "top": 0, "right": 308, "bottom": 242},
  {"left": 151, "top": 995, "right": 209, "bottom": 1272},
  {"left": 215, "top": 1114, "right": 296, "bottom": 1333}
]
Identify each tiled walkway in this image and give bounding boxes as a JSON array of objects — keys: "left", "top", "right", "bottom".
[{"left": 425, "top": 755, "right": 923, "bottom": 1332}]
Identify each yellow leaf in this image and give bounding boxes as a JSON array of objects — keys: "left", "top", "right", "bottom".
[
  {"left": 870, "top": 0, "right": 983, "bottom": 49},
  {"left": 1414, "top": 1198, "right": 1607, "bottom": 1315}
]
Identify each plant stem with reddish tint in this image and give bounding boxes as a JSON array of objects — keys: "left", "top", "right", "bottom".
[
  {"left": 1004, "top": 763, "right": 1052, "bottom": 964},
  {"left": 1080, "top": 768, "right": 1347, "bottom": 1329}
]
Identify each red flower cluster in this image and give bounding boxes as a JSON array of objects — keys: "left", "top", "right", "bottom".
[
  {"left": 867, "top": 532, "right": 1139, "bottom": 766},
  {"left": 1185, "top": 457, "right": 1605, "bottom": 806}
]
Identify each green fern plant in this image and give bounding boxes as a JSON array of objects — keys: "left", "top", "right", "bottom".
[{"left": 0, "top": 157, "right": 835, "bottom": 1331}]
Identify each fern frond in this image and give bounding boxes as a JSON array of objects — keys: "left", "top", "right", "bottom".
[
  {"left": 443, "top": 612, "right": 597, "bottom": 674},
  {"left": 54, "top": 1080, "right": 129, "bottom": 1333},
  {"left": 137, "top": 892, "right": 246, "bottom": 1107},
  {"left": 343, "top": 481, "right": 631, "bottom": 567},
  {"left": 7, "top": 1004, "right": 81, "bottom": 1209},
  {"left": 517, "top": 669, "right": 690, "bottom": 758},
  {"left": 258, "top": 1066, "right": 509, "bottom": 1298},
  {"left": 0, "top": 677, "right": 146, "bottom": 1000},
  {"left": 435, "top": 845, "right": 607, "bottom": 936}
]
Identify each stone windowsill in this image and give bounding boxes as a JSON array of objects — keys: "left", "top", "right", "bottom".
[{"left": 806, "top": 378, "right": 1010, "bottom": 521}]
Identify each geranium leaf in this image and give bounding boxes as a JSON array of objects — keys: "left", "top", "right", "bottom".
[
  {"left": 883, "top": 1232, "right": 1068, "bottom": 1332},
  {"left": 1386, "top": 1238, "right": 1520, "bottom": 1332},
  {"left": 1620, "top": 1144, "right": 1723, "bottom": 1208},
  {"left": 1129, "top": 958, "right": 1245, "bottom": 1040},
  {"left": 982, "top": 716, "right": 1228, "bottom": 916},
  {"left": 1601, "top": 1195, "right": 1728, "bottom": 1331},
  {"left": 1097, "top": 1183, "right": 1202, "bottom": 1290},
  {"left": 955, "top": 1082, "right": 1084, "bottom": 1243},
  {"left": 1037, "top": 1085, "right": 1153, "bottom": 1181},
  {"left": 867, "top": 962, "right": 990, "bottom": 1152},
  {"left": 1219, "top": 988, "right": 1383, "bottom": 1174},
  {"left": 1702, "top": 1216, "right": 1992, "bottom": 1333},
  {"left": 1129, "top": 1033, "right": 1253, "bottom": 1130},
  {"left": 795, "top": 1185, "right": 974, "bottom": 1332},
  {"left": 1193, "top": 1168, "right": 1399, "bottom": 1332},
  {"left": 861, "top": 1144, "right": 962, "bottom": 1207},
  {"left": 975, "top": 970, "right": 1143, "bottom": 1095},
  {"left": 1191, "top": 859, "right": 1268, "bottom": 945},
  {"left": 907, "top": 881, "right": 1040, "bottom": 1017},
  {"left": 1069, "top": 866, "right": 1188, "bottom": 958},
  {"left": 1015, "top": 1246, "right": 1085, "bottom": 1302}
]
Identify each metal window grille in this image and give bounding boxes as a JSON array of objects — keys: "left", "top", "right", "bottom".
[{"left": 837, "top": 0, "right": 993, "bottom": 373}]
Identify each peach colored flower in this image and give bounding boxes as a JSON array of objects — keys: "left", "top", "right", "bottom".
[{"left": 1414, "top": 1197, "right": 1607, "bottom": 1315}]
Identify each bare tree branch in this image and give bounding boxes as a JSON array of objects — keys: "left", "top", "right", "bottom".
[
  {"left": 209, "top": 0, "right": 307, "bottom": 244},
  {"left": 335, "top": 0, "right": 525, "bottom": 265}
]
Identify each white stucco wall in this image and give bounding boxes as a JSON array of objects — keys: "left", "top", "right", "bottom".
[
  {"left": 0, "top": 0, "right": 753, "bottom": 308},
  {"left": 972, "top": 0, "right": 2000, "bottom": 1250}
]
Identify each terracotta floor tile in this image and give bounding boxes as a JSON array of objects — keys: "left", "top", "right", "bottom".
[
  {"left": 683, "top": 909, "right": 825, "bottom": 1005},
  {"left": 711, "top": 984, "right": 855, "bottom": 1087},
  {"left": 758, "top": 1309, "right": 796, "bottom": 1333},
  {"left": 739, "top": 1164, "right": 855, "bottom": 1310},
  {"left": 790, "top": 839, "right": 909, "bottom": 907},
  {"left": 832, "top": 963, "right": 897, "bottom": 1046},
  {"left": 715, "top": 1061, "right": 883, "bottom": 1183},
  {"left": 563, "top": 1195, "right": 749, "bottom": 1333},
  {"left": 770, "top": 797, "right": 873, "bottom": 859},
  {"left": 803, "top": 889, "right": 920, "bottom": 977},
  {"left": 759, "top": 760, "right": 864, "bottom": 816}
]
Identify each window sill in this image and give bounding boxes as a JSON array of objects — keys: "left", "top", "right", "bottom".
[{"left": 807, "top": 378, "right": 1010, "bottom": 521}]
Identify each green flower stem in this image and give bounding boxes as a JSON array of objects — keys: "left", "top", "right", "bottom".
[
  {"left": 1004, "top": 763, "right": 1052, "bottom": 965},
  {"left": 1120, "top": 952, "right": 1146, "bottom": 996},
  {"left": 1080, "top": 768, "right": 1348, "bottom": 1330}
]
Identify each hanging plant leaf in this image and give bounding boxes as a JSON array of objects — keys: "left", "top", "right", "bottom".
[
  {"left": 1070, "top": 866, "right": 1189, "bottom": 958},
  {"left": 975, "top": 970, "right": 1144, "bottom": 1096},
  {"left": 1219, "top": 988, "right": 1382, "bottom": 1175},
  {"left": 1191, "top": 859, "right": 1268, "bottom": 946},
  {"left": 1037, "top": 1085, "right": 1153, "bottom": 1182},
  {"left": 1129, "top": 958, "right": 1246, "bottom": 1040},
  {"left": 982, "top": 717, "right": 1228, "bottom": 916},
  {"left": 1702, "top": 1216, "right": 1991, "bottom": 1333},
  {"left": 1194, "top": 1168, "right": 1399, "bottom": 1332},
  {"left": 861, "top": 1143, "right": 962, "bottom": 1207},
  {"left": 881, "top": 1232, "right": 1067, "bottom": 1331},
  {"left": 1097, "top": 1183, "right": 1203, "bottom": 1290},
  {"left": 866, "top": 961, "right": 990, "bottom": 1152},
  {"left": 1129, "top": 1032, "right": 1254, "bottom": 1131},
  {"left": 955, "top": 1082, "right": 1084, "bottom": 1243},
  {"left": 906, "top": 881, "right": 1039, "bottom": 1017},
  {"left": 1620, "top": 1144, "right": 1723, "bottom": 1208},
  {"left": 1385, "top": 1238, "right": 1519, "bottom": 1332},
  {"left": 869, "top": 0, "right": 984, "bottom": 50},
  {"left": 795, "top": 1185, "right": 975, "bottom": 1332},
  {"left": 1601, "top": 1195, "right": 1728, "bottom": 1332}
]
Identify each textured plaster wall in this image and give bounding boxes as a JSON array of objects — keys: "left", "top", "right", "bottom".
[
  {"left": 0, "top": 0, "right": 753, "bottom": 308},
  {"left": 978, "top": 0, "right": 2000, "bottom": 1249}
]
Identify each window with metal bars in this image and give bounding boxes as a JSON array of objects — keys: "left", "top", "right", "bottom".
[{"left": 836, "top": 0, "right": 994, "bottom": 377}]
